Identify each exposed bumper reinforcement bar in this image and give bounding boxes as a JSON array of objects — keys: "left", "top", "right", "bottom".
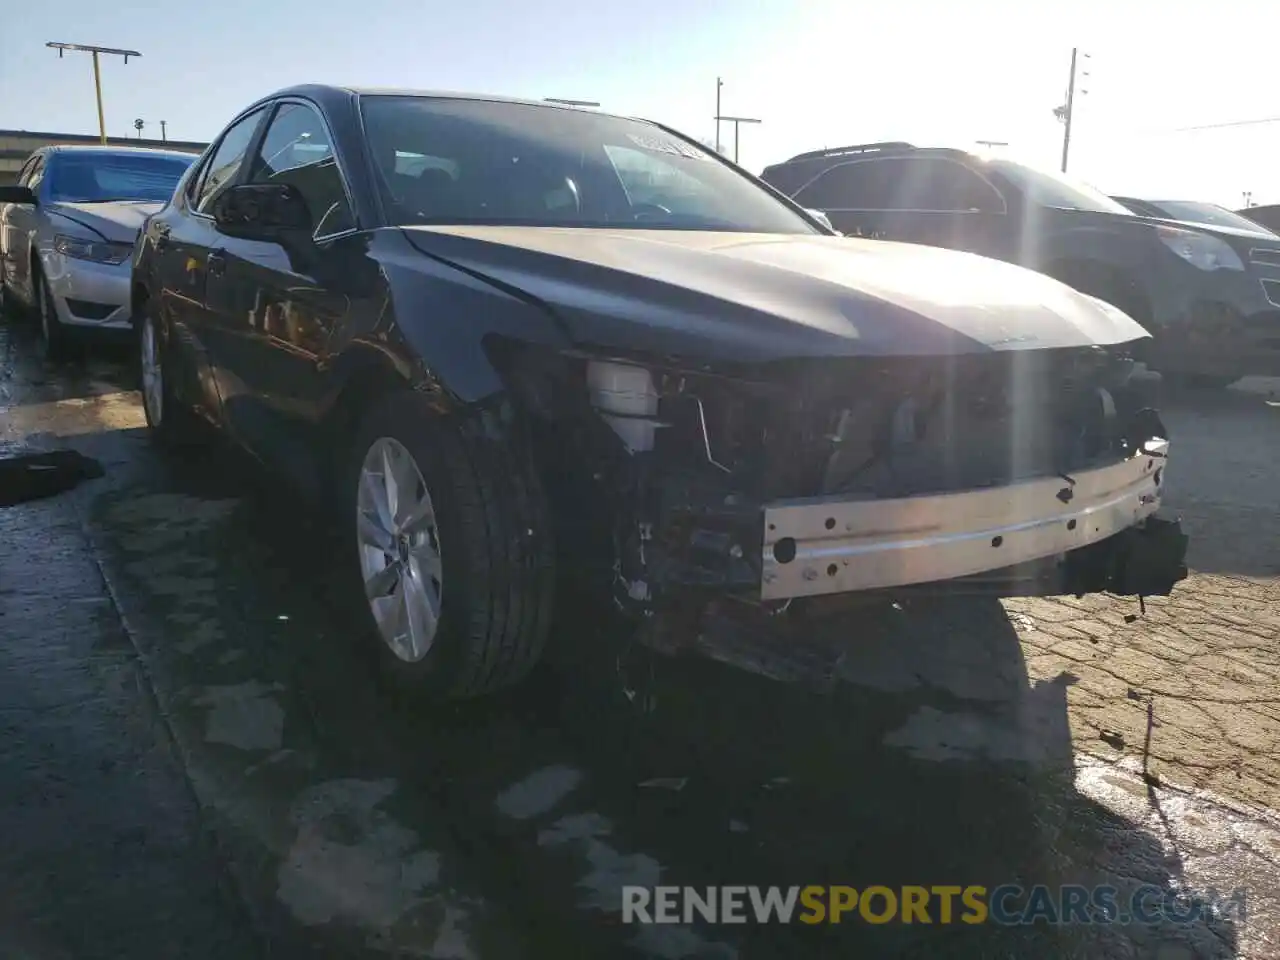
[{"left": 760, "top": 442, "right": 1169, "bottom": 601}]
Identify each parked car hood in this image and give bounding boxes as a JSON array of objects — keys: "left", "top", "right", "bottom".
[
  {"left": 47, "top": 201, "right": 164, "bottom": 243},
  {"left": 1152, "top": 217, "right": 1280, "bottom": 245},
  {"left": 401, "top": 226, "right": 1150, "bottom": 361}
]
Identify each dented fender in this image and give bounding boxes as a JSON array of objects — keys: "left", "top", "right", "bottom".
[{"left": 382, "top": 229, "right": 574, "bottom": 404}]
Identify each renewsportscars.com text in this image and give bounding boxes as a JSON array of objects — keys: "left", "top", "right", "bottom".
[{"left": 622, "top": 884, "right": 1247, "bottom": 926}]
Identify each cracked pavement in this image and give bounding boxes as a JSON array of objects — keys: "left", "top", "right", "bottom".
[{"left": 1, "top": 317, "right": 1278, "bottom": 959}]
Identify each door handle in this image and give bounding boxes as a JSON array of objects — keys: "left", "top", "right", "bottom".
[{"left": 207, "top": 249, "right": 227, "bottom": 277}]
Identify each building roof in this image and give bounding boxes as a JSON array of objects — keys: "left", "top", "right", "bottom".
[{"left": 0, "top": 128, "right": 208, "bottom": 152}]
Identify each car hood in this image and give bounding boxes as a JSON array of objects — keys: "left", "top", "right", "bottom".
[
  {"left": 401, "top": 226, "right": 1150, "bottom": 361},
  {"left": 1156, "top": 217, "right": 1280, "bottom": 244},
  {"left": 46, "top": 201, "right": 164, "bottom": 242}
]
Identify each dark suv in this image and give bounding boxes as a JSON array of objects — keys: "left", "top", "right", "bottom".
[{"left": 762, "top": 142, "right": 1280, "bottom": 387}]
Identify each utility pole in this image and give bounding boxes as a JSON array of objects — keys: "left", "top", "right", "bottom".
[
  {"left": 715, "top": 77, "right": 723, "bottom": 153},
  {"left": 714, "top": 115, "right": 762, "bottom": 164},
  {"left": 47, "top": 42, "right": 142, "bottom": 145},
  {"left": 1056, "top": 48, "right": 1090, "bottom": 173},
  {"left": 160, "top": 120, "right": 167, "bottom": 142}
]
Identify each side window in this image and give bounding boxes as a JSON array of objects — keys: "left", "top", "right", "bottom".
[
  {"left": 889, "top": 158, "right": 1004, "bottom": 213},
  {"left": 25, "top": 157, "right": 46, "bottom": 193},
  {"left": 794, "top": 160, "right": 893, "bottom": 210},
  {"left": 193, "top": 108, "right": 266, "bottom": 215},
  {"left": 17, "top": 156, "right": 40, "bottom": 187},
  {"left": 247, "top": 102, "right": 355, "bottom": 238}
]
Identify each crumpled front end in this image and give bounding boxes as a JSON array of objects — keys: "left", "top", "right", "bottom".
[{"left": 497, "top": 340, "right": 1189, "bottom": 627}]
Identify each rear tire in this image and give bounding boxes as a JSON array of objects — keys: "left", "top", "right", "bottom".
[
  {"left": 1162, "top": 372, "right": 1237, "bottom": 391},
  {"left": 137, "top": 297, "right": 208, "bottom": 448},
  {"left": 341, "top": 393, "right": 555, "bottom": 700}
]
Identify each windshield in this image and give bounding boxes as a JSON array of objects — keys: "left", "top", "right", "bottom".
[
  {"left": 46, "top": 152, "right": 195, "bottom": 203},
  {"left": 359, "top": 96, "right": 819, "bottom": 233},
  {"left": 1145, "top": 200, "right": 1276, "bottom": 234},
  {"left": 982, "top": 159, "right": 1132, "bottom": 215}
]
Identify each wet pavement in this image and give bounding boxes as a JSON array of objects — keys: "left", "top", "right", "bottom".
[{"left": 1, "top": 315, "right": 1278, "bottom": 959}]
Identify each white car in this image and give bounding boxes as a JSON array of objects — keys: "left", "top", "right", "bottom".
[{"left": 0, "top": 144, "right": 195, "bottom": 358}]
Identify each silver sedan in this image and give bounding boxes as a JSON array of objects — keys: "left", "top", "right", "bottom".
[{"left": 0, "top": 145, "right": 195, "bottom": 358}]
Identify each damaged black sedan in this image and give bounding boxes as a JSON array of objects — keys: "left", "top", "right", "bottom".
[{"left": 131, "top": 85, "right": 1188, "bottom": 699}]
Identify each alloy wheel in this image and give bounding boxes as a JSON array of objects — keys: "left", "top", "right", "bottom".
[{"left": 355, "top": 437, "right": 444, "bottom": 662}]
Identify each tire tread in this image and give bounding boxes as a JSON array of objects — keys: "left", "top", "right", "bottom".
[{"left": 357, "top": 396, "right": 555, "bottom": 699}]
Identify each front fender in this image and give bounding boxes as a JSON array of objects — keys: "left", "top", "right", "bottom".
[
  {"left": 1029, "top": 224, "right": 1160, "bottom": 282},
  {"left": 377, "top": 231, "right": 574, "bottom": 405}
]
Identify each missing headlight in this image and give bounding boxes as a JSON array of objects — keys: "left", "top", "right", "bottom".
[{"left": 586, "top": 360, "right": 661, "bottom": 453}]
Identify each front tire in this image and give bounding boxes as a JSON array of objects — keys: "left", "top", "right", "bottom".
[
  {"left": 0, "top": 265, "right": 16, "bottom": 320},
  {"left": 342, "top": 393, "right": 555, "bottom": 700},
  {"left": 35, "top": 268, "right": 74, "bottom": 361}
]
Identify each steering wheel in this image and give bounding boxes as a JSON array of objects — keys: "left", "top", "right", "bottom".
[{"left": 631, "top": 202, "right": 673, "bottom": 222}]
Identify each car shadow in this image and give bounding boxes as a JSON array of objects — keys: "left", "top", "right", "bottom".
[
  {"left": 78, "top": 442, "right": 1244, "bottom": 959},
  {"left": 1126, "top": 374, "right": 1280, "bottom": 579},
  {"left": 0, "top": 312, "right": 136, "bottom": 404}
]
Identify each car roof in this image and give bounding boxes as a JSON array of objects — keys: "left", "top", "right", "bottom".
[
  {"left": 254, "top": 83, "right": 621, "bottom": 118},
  {"left": 44, "top": 144, "right": 197, "bottom": 160},
  {"left": 766, "top": 143, "right": 972, "bottom": 169}
]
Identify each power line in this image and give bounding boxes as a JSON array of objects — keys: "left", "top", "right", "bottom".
[{"left": 1171, "top": 116, "right": 1280, "bottom": 133}]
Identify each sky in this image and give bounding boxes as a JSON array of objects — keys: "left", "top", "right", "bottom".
[{"left": 3, "top": 0, "right": 1279, "bottom": 208}]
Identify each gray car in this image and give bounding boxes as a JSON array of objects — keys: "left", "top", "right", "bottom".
[{"left": 0, "top": 145, "right": 195, "bottom": 358}]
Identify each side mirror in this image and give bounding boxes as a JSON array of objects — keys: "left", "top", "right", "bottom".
[
  {"left": 0, "top": 185, "right": 37, "bottom": 205},
  {"left": 805, "top": 208, "right": 837, "bottom": 232},
  {"left": 211, "top": 183, "right": 311, "bottom": 240}
]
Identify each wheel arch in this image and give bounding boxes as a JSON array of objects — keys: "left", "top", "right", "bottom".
[{"left": 130, "top": 278, "right": 150, "bottom": 323}]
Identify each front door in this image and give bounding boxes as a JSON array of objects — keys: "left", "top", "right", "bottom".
[
  {"left": 164, "top": 106, "right": 269, "bottom": 419},
  {"left": 792, "top": 157, "right": 893, "bottom": 241},
  {"left": 792, "top": 155, "right": 1014, "bottom": 262},
  {"left": 203, "top": 100, "right": 361, "bottom": 490},
  {"left": 1, "top": 155, "right": 45, "bottom": 304},
  {"left": 872, "top": 156, "right": 1013, "bottom": 262}
]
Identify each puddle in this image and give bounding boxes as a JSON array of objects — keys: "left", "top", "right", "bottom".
[{"left": 194, "top": 681, "right": 287, "bottom": 752}]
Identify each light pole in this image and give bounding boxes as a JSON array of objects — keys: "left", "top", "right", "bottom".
[
  {"left": 544, "top": 98, "right": 600, "bottom": 107},
  {"left": 47, "top": 42, "right": 142, "bottom": 145},
  {"left": 714, "top": 115, "right": 761, "bottom": 165},
  {"left": 1055, "top": 48, "right": 1090, "bottom": 173},
  {"left": 715, "top": 77, "right": 723, "bottom": 153},
  {"left": 159, "top": 120, "right": 167, "bottom": 142}
]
